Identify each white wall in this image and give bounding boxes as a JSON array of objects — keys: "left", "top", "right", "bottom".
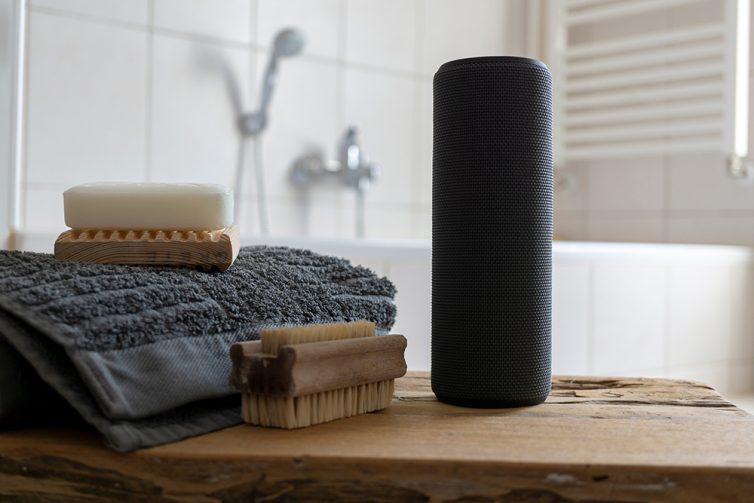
[
  {"left": 15, "top": 0, "right": 754, "bottom": 247},
  {"left": 19, "top": 0, "right": 516, "bottom": 240}
]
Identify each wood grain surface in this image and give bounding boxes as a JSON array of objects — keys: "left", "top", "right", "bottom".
[
  {"left": 1, "top": 372, "right": 753, "bottom": 502},
  {"left": 54, "top": 225, "right": 240, "bottom": 271}
]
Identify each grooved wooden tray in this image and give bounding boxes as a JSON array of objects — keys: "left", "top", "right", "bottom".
[
  {"left": 1, "top": 372, "right": 753, "bottom": 501},
  {"left": 54, "top": 225, "right": 240, "bottom": 271}
]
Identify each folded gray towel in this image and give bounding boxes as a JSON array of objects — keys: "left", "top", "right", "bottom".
[{"left": 0, "top": 246, "right": 396, "bottom": 451}]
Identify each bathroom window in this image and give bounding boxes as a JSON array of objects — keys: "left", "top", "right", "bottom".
[{"left": 548, "top": 0, "right": 750, "bottom": 172}]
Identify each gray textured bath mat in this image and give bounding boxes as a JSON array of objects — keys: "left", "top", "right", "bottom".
[{"left": 0, "top": 246, "right": 396, "bottom": 451}]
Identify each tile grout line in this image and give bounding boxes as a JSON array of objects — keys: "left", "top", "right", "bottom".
[
  {"left": 335, "top": 0, "right": 347, "bottom": 130},
  {"left": 586, "top": 262, "right": 595, "bottom": 374},
  {"left": 244, "top": 0, "right": 259, "bottom": 236},
  {"left": 29, "top": 8, "right": 433, "bottom": 94},
  {"left": 581, "top": 163, "right": 591, "bottom": 240},
  {"left": 20, "top": 1, "right": 32, "bottom": 232},
  {"left": 28, "top": 5, "right": 149, "bottom": 33},
  {"left": 335, "top": 0, "right": 348, "bottom": 236},
  {"left": 249, "top": 0, "right": 258, "bottom": 48},
  {"left": 144, "top": 0, "right": 154, "bottom": 182},
  {"left": 410, "top": 0, "right": 426, "bottom": 239},
  {"left": 662, "top": 154, "right": 670, "bottom": 242},
  {"left": 151, "top": 26, "right": 253, "bottom": 51},
  {"left": 583, "top": 208, "right": 754, "bottom": 218},
  {"left": 662, "top": 266, "right": 672, "bottom": 376},
  {"left": 725, "top": 266, "right": 736, "bottom": 393},
  {"left": 30, "top": 4, "right": 271, "bottom": 54}
]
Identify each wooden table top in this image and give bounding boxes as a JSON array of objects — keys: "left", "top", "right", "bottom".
[{"left": 2, "top": 372, "right": 753, "bottom": 502}]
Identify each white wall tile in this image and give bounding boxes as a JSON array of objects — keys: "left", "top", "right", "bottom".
[
  {"left": 667, "top": 152, "right": 754, "bottom": 211},
  {"left": 389, "top": 257, "right": 431, "bottom": 371},
  {"left": 613, "top": 368, "right": 667, "bottom": 378},
  {"left": 261, "top": 197, "right": 304, "bottom": 237},
  {"left": 729, "top": 360, "right": 754, "bottom": 395},
  {"left": 257, "top": 56, "right": 339, "bottom": 200},
  {"left": 26, "top": 12, "right": 148, "bottom": 186},
  {"left": 417, "top": 78, "right": 431, "bottom": 206},
  {"left": 555, "top": 163, "right": 588, "bottom": 214},
  {"left": 422, "top": 0, "right": 506, "bottom": 75},
  {"left": 306, "top": 197, "right": 343, "bottom": 238},
  {"left": 730, "top": 267, "right": 754, "bottom": 360},
  {"left": 554, "top": 215, "right": 586, "bottom": 241},
  {"left": 667, "top": 363, "right": 731, "bottom": 394},
  {"left": 257, "top": 0, "right": 340, "bottom": 59},
  {"left": 23, "top": 186, "right": 66, "bottom": 231},
  {"left": 751, "top": 0, "right": 754, "bottom": 72},
  {"left": 337, "top": 193, "right": 363, "bottom": 239},
  {"left": 587, "top": 157, "right": 665, "bottom": 212},
  {"left": 364, "top": 205, "right": 414, "bottom": 239},
  {"left": 414, "top": 205, "right": 431, "bottom": 239},
  {"left": 667, "top": 265, "right": 732, "bottom": 366},
  {"left": 552, "top": 260, "right": 590, "bottom": 374},
  {"left": 503, "top": 0, "right": 527, "bottom": 56},
  {"left": 242, "top": 195, "right": 343, "bottom": 238},
  {"left": 750, "top": 63, "right": 754, "bottom": 151},
  {"left": 343, "top": 68, "right": 416, "bottom": 205},
  {"left": 153, "top": 0, "right": 252, "bottom": 44},
  {"left": 586, "top": 215, "right": 664, "bottom": 243},
  {"left": 592, "top": 263, "right": 666, "bottom": 374},
  {"left": 667, "top": 216, "right": 754, "bottom": 246},
  {"left": 280, "top": 197, "right": 339, "bottom": 237},
  {"left": 150, "top": 35, "right": 250, "bottom": 186},
  {"left": 31, "top": 0, "right": 149, "bottom": 24},
  {"left": 731, "top": 394, "right": 754, "bottom": 413},
  {"left": 344, "top": 0, "right": 417, "bottom": 72}
]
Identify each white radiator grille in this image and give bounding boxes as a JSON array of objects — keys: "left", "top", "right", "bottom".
[{"left": 549, "top": 0, "right": 750, "bottom": 164}]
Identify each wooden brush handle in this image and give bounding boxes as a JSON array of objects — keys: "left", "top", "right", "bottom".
[{"left": 229, "top": 335, "right": 407, "bottom": 397}]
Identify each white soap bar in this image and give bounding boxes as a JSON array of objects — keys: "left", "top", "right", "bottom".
[{"left": 64, "top": 182, "right": 233, "bottom": 230}]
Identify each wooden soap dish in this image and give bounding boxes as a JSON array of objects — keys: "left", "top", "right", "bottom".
[{"left": 54, "top": 225, "right": 240, "bottom": 271}]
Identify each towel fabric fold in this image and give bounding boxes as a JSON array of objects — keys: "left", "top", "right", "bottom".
[{"left": 0, "top": 246, "right": 396, "bottom": 451}]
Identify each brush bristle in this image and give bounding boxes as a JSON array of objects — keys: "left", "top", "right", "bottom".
[
  {"left": 260, "top": 320, "right": 375, "bottom": 354},
  {"left": 242, "top": 380, "right": 395, "bottom": 429}
]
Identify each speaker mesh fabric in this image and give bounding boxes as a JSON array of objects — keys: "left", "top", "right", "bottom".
[{"left": 432, "top": 56, "right": 553, "bottom": 406}]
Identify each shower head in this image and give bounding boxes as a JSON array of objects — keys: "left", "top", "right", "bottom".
[
  {"left": 272, "top": 28, "right": 305, "bottom": 58},
  {"left": 242, "top": 28, "right": 305, "bottom": 136},
  {"left": 240, "top": 28, "right": 305, "bottom": 136}
]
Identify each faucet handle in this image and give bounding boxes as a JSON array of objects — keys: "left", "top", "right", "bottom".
[
  {"left": 365, "top": 161, "right": 380, "bottom": 183},
  {"left": 339, "top": 126, "right": 360, "bottom": 171},
  {"left": 289, "top": 126, "right": 379, "bottom": 193},
  {"left": 341, "top": 126, "right": 358, "bottom": 146},
  {"left": 338, "top": 126, "right": 378, "bottom": 191},
  {"left": 354, "top": 162, "right": 379, "bottom": 192}
]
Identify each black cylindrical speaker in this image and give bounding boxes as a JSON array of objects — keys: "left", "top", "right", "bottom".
[{"left": 432, "top": 56, "right": 553, "bottom": 407}]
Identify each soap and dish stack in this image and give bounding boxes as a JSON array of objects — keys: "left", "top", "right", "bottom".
[{"left": 54, "top": 182, "right": 240, "bottom": 271}]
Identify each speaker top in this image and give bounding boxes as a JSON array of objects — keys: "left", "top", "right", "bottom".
[{"left": 436, "top": 56, "right": 549, "bottom": 75}]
